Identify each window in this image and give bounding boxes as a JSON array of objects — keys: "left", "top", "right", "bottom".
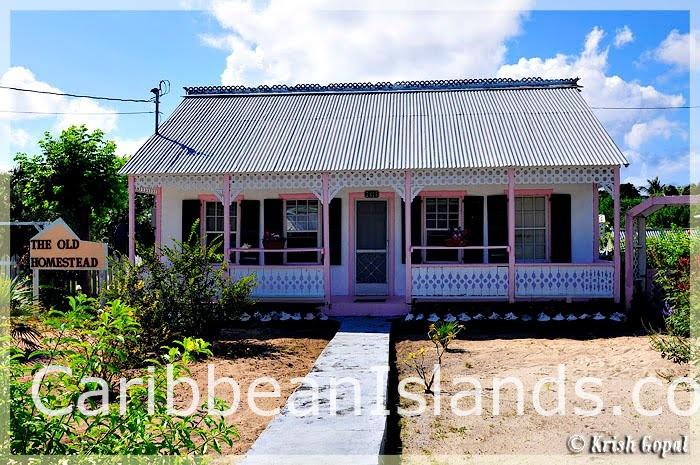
[
  {"left": 424, "top": 197, "right": 461, "bottom": 262},
  {"left": 515, "top": 196, "right": 546, "bottom": 262},
  {"left": 204, "top": 201, "right": 237, "bottom": 261},
  {"left": 285, "top": 199, "right": 320, "bottom": 263}
]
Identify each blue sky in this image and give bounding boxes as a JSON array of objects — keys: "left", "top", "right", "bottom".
[{"left": 2, "top": 3, "right": 695, "bottom": 187}]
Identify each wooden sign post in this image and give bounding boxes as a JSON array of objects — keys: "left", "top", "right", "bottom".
[{"left": 29, "top": 218, "right": 108, "bottom": 301}]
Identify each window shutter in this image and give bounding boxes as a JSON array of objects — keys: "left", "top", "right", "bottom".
[
  {"left": 329, "top": 198, "right": 342, "bottom": 265},
  {"left": 264, "top": 199, "right": 284, "bottom": 265},
  {"left": 550, "top": 194, "right": 572, "bottom": 263},
  {"left": 487, "top": 195, "right": 508, "bottom": 263},
  {"left": 181, "top": 199, "right": 201, "bottom": 246},
  {"left": 240, "top": 200, "right": 260, "bottom": 265},
  {"left": 411, "top": 197, "right": 422, "bottom": 264},
  {"left": 463, "top": 196, "right": 484, "bottom": 263}
]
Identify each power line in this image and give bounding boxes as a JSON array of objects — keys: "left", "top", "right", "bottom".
[
  {"left": 0, "top": 109, "right": 155, "bottom": 115},
  {"left": 591, "top": 105, "right": 699, "bottom": 110},
  {"left": 0, "top": 85, "right": 153, "bottom": 103}
]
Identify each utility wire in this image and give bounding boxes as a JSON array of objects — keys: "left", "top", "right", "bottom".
[
  {"left": 0, "top": 85, "right": 153, "bottom": 103},
  {"left": 0, "top": 110, "right": 155, "bottom": 115},
  {"left": 591, "top": 105, "right": 699, "bottom": 110}
]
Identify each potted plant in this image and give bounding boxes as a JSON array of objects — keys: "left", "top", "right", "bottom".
[
  {"left": 262, "top": 231, "right": 285, "bottom": 249},
  {"left": 444, "top": 227, "right": 469, "bottom": 247}
]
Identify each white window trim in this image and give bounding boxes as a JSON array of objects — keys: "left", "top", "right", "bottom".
[
  {"left": 514, "top": 195, "right": 550, "bottom": 263},
  {"left": 204, "top": 200, "right": 238, "bottom": 244},
  {"left": 283, "top": 199, "right": 322, "bottom": 265},
  {"left": 421, "top": 196, "right": 463, "bottom": 264}
]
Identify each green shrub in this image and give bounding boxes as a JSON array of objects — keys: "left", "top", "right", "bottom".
[
  {"left": 7, "top": 297, "right": 238, "bottom": 454},
  {"left": 0, "top": 275, "right": 41, "bottom": 351},
  {"left": 103, "top": 232, "right": 255, "bottom": 358},
  {"left": 647, "top": 228, "right": 698, "bottom": 363}
]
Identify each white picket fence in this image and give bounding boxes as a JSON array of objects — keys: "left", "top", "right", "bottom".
[{"left": 0, "top": 255, "right": 19, "bottom": 279}]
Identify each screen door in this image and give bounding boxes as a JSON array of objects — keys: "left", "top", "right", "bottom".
[{"left": 354, "top": 200, "right": 388, "bottom": 295}]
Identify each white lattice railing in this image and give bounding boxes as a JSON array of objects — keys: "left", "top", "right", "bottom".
[
  {"left": 230, "top": 265, "right": 325, "bottom": 299},
  {"left": 515, "top": 263, "right": 614, "bottom": 298},
  {"left": 412, "top": 265, "right": 509, "bottom": 298}
]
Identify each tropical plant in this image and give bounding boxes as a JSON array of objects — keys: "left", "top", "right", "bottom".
[
  {"left": 0, "top": 275, "right": 41, "bottom": 351},
  {"left": 7, "top": 297, "right": 238, "bottom": 455},
  {"left": 102, "top": 228, "right": 255, "bottom": 358},
  {"left": 403, "top": 320, "right": 465, "bottom": 394}
]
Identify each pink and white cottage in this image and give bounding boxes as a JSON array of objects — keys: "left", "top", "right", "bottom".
[{"left": 120, "top": 78, "right": 628, "bottom": 316}]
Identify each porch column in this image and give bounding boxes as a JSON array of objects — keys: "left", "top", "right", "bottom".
[
  {"left": 613, "top": 166, "right": 621, "bottom": 304},
  {"left": 507, "top": 168, "right": 516, "bottom": 303},
  {"left": 128, "top": 175, "right": 135, "bottom": 263},
  {"left": 638, "top": 216, "right": 647, "bottom": 290},
  {"left": 404, "top": 171, "right": 412, "bottom": 305},
  {"left": 322, "top": 173, "right": 331, "bottom": 306},
  {"left": 624, "top": 215, "right": 634, "bottom": 310},
  {"left": 223, "top": 174, "right": 231, "bottom": 266},
  {"left": 155, "top": 186, "right": 162, "bottom": 254},
  {"left": 592, "top": 183, "right": 599, "bottom": 260}
]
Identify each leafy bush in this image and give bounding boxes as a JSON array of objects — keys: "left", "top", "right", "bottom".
[
  {"left": 103, "top": 232, "right": 255, "bottom": 358},
  {"left": 7, "top": 297, "right": 238, "bottom": 454},
  {"left": 647, "top": 228, "right": 698, "bottom": 363}
]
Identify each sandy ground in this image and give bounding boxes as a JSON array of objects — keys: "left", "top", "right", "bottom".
[
  {"left": 395, "top": 330, "right": 692, "bottom": 457},
  {"left": 172, "top": 323, "right": 337, "bottom": 455}
]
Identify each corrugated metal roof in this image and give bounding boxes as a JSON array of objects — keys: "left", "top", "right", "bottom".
[{"left": 120, "top": 78, "right": 628, "bottom": 175}]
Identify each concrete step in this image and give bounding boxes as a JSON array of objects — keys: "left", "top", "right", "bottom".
[{"left": 327, "top": 296, "right": 407, "bottom": 317}]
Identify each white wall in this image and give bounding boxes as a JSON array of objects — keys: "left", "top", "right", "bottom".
[{"left": 158, "top": 182, "right": 597, "bottom": 298}]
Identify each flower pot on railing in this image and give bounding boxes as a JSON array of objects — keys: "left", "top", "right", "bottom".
[
  {"left": 262, "top": 239, "right": 285, "bottom": 250},
  {"left": 444, "top": 238, "right": 468, "bottom": 247}
]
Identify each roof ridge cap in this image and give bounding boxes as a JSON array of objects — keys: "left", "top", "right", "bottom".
[{"left": 184, "top": 77, "right": 581, "bottom": 96}]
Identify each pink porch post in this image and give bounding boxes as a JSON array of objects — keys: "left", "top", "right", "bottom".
[
  {"left": 404, "top": 171, "right": 412, "bottom": 305},
  {"left": 322, "top": 173, "right": 331, "bottom": 306},
  {"left": 223, "top": 175, "right": 231, "bottom": 267},
  {"left": 155, "top": 186, "right": 162, "bottom": 253},
  {"left": 613, "top": 166, "right": 621, "bottom": 304},
  {"left": 507, "top": 168, "right": 516, "bottom": 303},
  {"left": 592, "top": 183, "right": 599, "bottom": 260},
  {"left": 128, "top": 176, "right": 135, "bottom": 263}
]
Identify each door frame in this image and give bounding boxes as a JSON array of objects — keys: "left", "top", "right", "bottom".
[{"left": 348, "top": 191, "right": 395, "bottom": 297}]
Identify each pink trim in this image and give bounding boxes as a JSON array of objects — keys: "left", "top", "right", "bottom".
[
  {"left": 592, "top": 183, "right": 599, "bottom": 261},
  {"left": 348, "top": 191, "right": 395, "bottom": 297},
  {"left": 546, "top": 195, "right": 552, "bottom": 261},
  {"left": 613, "top": 166, "right": 621, "bottom": 304},
  {"left": 419, "top": 190, "right": 467, "bottom": 198},
  {"left": 223, "top": 175, "right": 231, "bottom": 266},
  {"left": 507, "top": 168, "right": 516, "bottom": 303},
  {"left": 411, "top": 263, "right": 506, "bottom": 268},
  {"left": 128, "top": 176, "right": 135, "bottom": 263},
  {"left": 230, "top": 247, "right": 323, "bottom": 253},
  {"left": 515, "top": 262, "right": 613, "bottom": 268},
  {"left": 198, "top": 194, "right": 218, "bottom": 202},
  {"left": 234, "top": 194, "right": 245, "bottom": 203},
  {"left": 155, "top": 186, "right": 162, "bottom": 253},
  {"left": 404, "top": 171, "right": 412, "bottom": 304},
  {"left": 321, "top": 173, "right": 331, "bottom": 305},
  {"left": 503, "top": 188, "right": 553, "bottom": 196},
  {"left": 279, "top": 193, "right": 318, "bottom": 200},
  {"left": 411, "top": 245, "right": 508, "bottom": 250},
  {"left": 199, "top": 200, "right": 206, "bottom": 247},
  {"left": 229, "top": 264, "right": 324, "bottom": 270}
]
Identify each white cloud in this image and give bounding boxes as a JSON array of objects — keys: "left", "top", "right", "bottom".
[
  {"left": 203, "top": 0, "right": 533, "bottom": 85},
  {"left": 614, "top": 25, "right": 633, "bottom": 48},
  {"left": 113, "top": 136, "right": 148, "bottom": 156},
  {"left": 496, "top": 27, "right": 684, "bottom": 136},
  {"left": 623, "top": 117, "right": 685, "bottom": 150},
  {"left": 652, "top": 29, "right": 699, "bottom": 70},
  {"left": 0, "top": 66, "right": 117, "bottom": 132},
  {"left": 623, "top": 151, "right": 693, "bottom": 187},
  {"left": 9, "top": 127, "right": 31, "bottom": 148}
]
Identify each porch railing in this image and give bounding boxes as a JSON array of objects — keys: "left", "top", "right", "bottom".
[
  {"left": 515, "top": 263, "right": 614, "bottom": 298},
  {"left": 230, "top": 264, "right": 325, "bottom": 299}
]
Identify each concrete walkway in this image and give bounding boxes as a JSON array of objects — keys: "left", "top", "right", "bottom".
[{"left": 241, "top": 318, "right": 392, "bottom": 465}]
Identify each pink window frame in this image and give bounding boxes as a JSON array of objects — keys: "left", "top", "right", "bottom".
[
  {"left": 198, "top": 194, "right": 243, "bottom": 260},
  {"left": 506, "top": 190, "right": 553, "bottom": 263},
  {"left": 420, "top": 194, "right": 465, "bottom": 263}
]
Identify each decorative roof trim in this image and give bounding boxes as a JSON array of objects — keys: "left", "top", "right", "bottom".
[{"left": 183, "top": 77, "right": 581, "bottom": 96}]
